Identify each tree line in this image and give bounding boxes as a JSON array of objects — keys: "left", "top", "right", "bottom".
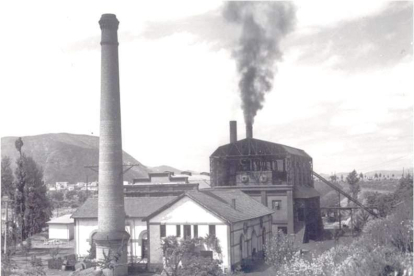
[{"left": 1, "top": 138, "right": 52, "bottom": 247}]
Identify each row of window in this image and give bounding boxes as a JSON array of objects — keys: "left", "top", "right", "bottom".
[{"left": 160, "top": 224, "right": 216, "bottom": 238}]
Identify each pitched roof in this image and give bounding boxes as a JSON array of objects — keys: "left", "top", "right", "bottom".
[
  {"left": 71, "top": 196, "right": 177, "bottom": 219},
  {"left": 47, "top": 214, "right": 74, "bottom": 224},
  {"left": 210, "top": 138, "right": 311, "bottom": 158},
  {"left": 145, "top": 189, "right": 274, "bottom": 223}
]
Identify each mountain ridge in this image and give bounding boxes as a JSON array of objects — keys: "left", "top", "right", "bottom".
[{"left": 1, "top": 133, "right": 148, "bottom": 184}]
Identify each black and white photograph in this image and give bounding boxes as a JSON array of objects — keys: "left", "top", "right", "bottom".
[{"left": 1, "top": 1, "right": 413, "bottom": 276}]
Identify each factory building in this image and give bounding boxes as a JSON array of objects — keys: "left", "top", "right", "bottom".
[
  {"left": 124, "top": 171, "right": 210, "bottom": 197},
  {"left": 210, "top": 121, "right": 323, "bottom": 242},
  {"left": 144, "top": 189, "right": 273, "bottom": 272}
]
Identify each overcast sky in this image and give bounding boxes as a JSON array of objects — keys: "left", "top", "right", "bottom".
[{"left": 0, "top": 1, "right": 412, "bottom": 174}]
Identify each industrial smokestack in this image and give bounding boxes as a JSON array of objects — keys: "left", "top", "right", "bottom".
[
  {"left": 94, "top": 14, "right": 129, "bottom": 276},
  {"left": 230, "top": 121, "right": 237, "bottom": 143},
  {"left": 246, "top": 121, "right": 253, "bottom": 139}
]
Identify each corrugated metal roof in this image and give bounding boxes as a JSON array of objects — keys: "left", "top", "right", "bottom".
[
  {"left": 210, "top": 138, "right": 311, "bottom": 158},
  {"left": 71, "top": 196, "right": 177, "bottom": 219}
]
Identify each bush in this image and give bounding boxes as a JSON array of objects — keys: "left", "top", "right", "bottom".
[
  {"left": 47, "top": 258, "right": 63, "bottom": 270},
  {"left": 30, "top": 255, "right": 43, "bottom": 267},
  {"left": 362, "top": 214, "right": 413, "bottom": 253},
  {"left": 49, "top": 247, "right": 60, "bottom": 260},
  {"left": 265, "top": 231, "right": 297, "bottom": 271},
  {"left": 273, "top": 241, "right": 413, "bottom": 276},
  {"left": 87, "top": 242, "right": 96, "bottom": 259}
]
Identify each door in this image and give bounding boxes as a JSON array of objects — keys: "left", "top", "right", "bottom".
[{"left": 141, "top": 239, "right": 149, "bottom": 259}]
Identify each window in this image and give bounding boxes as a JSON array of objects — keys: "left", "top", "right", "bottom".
[
  {"left": 184, "top": 225, "right": 191, "bottom": 239},
  {"left": 160, "top": 225, "right": 166, "bottom": 238},
  {"left": 209, "top": 225, "right": 216, "bottom": 237},
  {"left": 193, "top": 225, "right": 198, "bottom": 238},
  {"left": 272, "top": 200, "right": 281, "bottom": 210},
  {"left": 278, "top": 226, "right": 288, "bottom": 235},
  {"left": 276, "top": 160, "right": 284, "bottom": 172},
  {"left": 176, "top": 225, "right": 181, "bottom": 237}
]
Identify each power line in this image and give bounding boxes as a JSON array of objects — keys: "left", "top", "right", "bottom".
[{"left": 358, "top": 154, "right": 412, "bottom": 172}]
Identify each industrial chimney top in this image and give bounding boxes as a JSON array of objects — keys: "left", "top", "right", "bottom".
[{"left": 99, "top": 14, "right": 119, "bottom": 30}]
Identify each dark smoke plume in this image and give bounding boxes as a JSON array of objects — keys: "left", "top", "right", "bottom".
[{"left": 223, "top": 2, "right": 296, "bottom": 124}]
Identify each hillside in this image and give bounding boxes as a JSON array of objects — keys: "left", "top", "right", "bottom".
[
  {"left": 148, "top": 165, "right": 182, "bottom": 174},
  {"left": 1, "top": 133, "right": 149, "bottom": 184}
]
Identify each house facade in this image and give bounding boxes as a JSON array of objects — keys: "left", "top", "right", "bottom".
[
  {"left": 71, "top": 196, "right": 176, "bottom": 262},
  {"left": 144, "top": 189, "right": 273, "bottom": 272}
]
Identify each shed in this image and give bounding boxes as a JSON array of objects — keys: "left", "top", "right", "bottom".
[{"left": 47, "top": 214, "right": 74, "bottom": 241}]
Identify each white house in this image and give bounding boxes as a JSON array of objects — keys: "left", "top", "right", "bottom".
[
  {"left": 71, "top": 196, "right": 176, "bottom": 262},
  {"left": 47, "top": 214, "right": 74, "bottom": 241},
  {"left": 144, "top": 189, "right": 273, "bottom": 272},
  {"left": 56, "top": 182, "right": 68, "bottom": 190}
]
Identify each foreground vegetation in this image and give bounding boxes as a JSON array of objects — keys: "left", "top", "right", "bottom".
[{"left": 266, "top": 175, "right": 413, "bottom": 276}]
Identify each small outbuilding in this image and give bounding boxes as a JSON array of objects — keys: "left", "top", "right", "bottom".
[{"left": 47, "top": 214, "right": 74, "bottom": 241}]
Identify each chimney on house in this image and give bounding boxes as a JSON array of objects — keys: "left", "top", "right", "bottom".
[
  {"left": 231, "top": 199, "right": 236, "bottom": 209},
  {"left": 230, "top": 121, "right": 237, "bottom": 143}
]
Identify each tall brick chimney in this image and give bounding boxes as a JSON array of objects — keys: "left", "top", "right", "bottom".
[
  {"left": 246, "top": 121, "right": 253, "bottom": 139},
  {"left": 230, "top": 121, "right": 237, "bottom": 143},
  {"left": 94, "top": 14, "right": 129, "bottom": 276}
]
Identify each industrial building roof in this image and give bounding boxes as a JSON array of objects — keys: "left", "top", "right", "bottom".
[
  {"left": 145, "top": 189, "right": 274, "bottom": 223},
  {"left": 210, "top": 138, "right": 311, "bottom": 158},
  {"left": 71, "top": 196, "right": 177, "bottom": 219}
]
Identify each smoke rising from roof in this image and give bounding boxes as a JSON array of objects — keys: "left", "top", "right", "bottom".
[{"left": 223, "top": 2, "right": 297, "bottom": 124}]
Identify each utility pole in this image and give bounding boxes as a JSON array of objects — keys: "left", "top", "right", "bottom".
[
  {"left": 338, "top": 192, "right": 341, "bottom": 230},
  {"left": 2, "top": 196, "right": 11, "bottom": 253}
]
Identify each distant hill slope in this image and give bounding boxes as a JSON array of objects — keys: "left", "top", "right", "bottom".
[
  {"left": 148, "top": 165, "right": 182, "bottom": 174},
  {"left": 1, "top": 133, "right": 149, "bottom": 184}
]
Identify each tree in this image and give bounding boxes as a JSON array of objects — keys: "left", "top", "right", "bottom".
[
  {"left": 330, "top": 174, "right": 338, "bottom": 183},
  {"left": 265, "top": 231, "right": 297, "bottom": 272},
  {"left": 23, "top": 156, "right": 52, "bottom": 236},
  {"left": 13, "top": 138, "right": 52, "bottom": 241},
  {"left": 375, "top": 173, "right": 378, "bottom": 180},
  {"left": 77, "top": 190, "right": 89, "bottom": 205},
  {"left": 14, "top": 139, "right": 27, "bottom": 242},
  {"left": 65, "top": 190, "right": 76, "bottom": 201},
  {"left": 365, "top": 192, "right": 394, "bottom": 218},
  {"left": 51, "top": 191, "right": 64, "bottom": 202},
  {"left": 1, "top": 156, "right": 14, "bottom": 198},
  {"left": 346, "top": 170, "right": 361, "bottom": 205},
  {"left": 161, "top": 236, "right": 223, "bottom": 276},
  {"left": 359, "top": 173, "right": 364, "bottom": 179},
  {"left": 340, "top": 175, "right": 344, "bottom": 182}
]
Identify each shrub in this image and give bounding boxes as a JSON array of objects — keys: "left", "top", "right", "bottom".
[
  {"left": 362, "top": 214, "right": 413, "bottom": 253},
  {"left": 87, "top": 242, "right": 96, "bottom": 259},
  {"left": 265, "top": 231, "right": 298, "bottom": 272},
  {"left": 49, "top": 246, "right": 60, "bottom": 260}
]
